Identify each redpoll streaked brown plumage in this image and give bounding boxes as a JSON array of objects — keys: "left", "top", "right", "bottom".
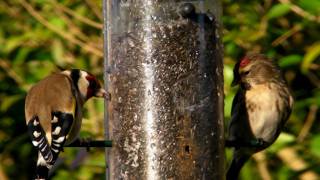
[{"left": 226, "top": 53, "right": 294, "bottom": 180}]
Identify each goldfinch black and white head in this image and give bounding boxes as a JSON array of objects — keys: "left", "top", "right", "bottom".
[{"left": 62, "top": 69, "right": 108, "bottom": 101}]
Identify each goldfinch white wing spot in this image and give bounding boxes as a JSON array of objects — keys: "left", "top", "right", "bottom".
[
  {"left": 33, "top": 120, "right": 40, "bottom": 126},
  {"left": 53, "top": 136, "right": 65, "bottom": 143},
  {"left": 33, "top": 131, "right": 41, "bottom": 138},
  {"left": 52, "top": 126, "right": 61, "bottom": 135},
  {"left": 51, "top": 116, "right": 58, "bottom": 123}
]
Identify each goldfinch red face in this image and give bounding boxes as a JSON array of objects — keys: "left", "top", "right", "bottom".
[
  {"left": 63, "top": 69, "right": 107, "bottom": 100},
  {"left": 84, "top": 73, "right": 107, "bottom": 99},
  {"left": 79, "top": 71, "right": 107, "bottom": 100}
]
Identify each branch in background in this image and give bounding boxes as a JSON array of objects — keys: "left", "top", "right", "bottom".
[
  {"left": 85, "top": 0, "right": 103, "bottom": 21},
  {"left": 309, "top": 63, "right": 320, "bottom": 71},
  {"left": 278, "top": 147, "right": 318, "bottom": 180},
  {"left": 0, "top": 60, "right": 23, "bottom": 85},
  {"left": 272, "top": 24, "right": 302, "bottom": 47},
  {"left": 19, "top": 0, "right": 103, "bottom": 57},
  {"left": 297, "top": 105, "right": 318, "bottom": 142},
  {"left": 278, "top": 0, "right": 320, "bottom": 23},
  {"left": 0, "top": 165, "right": 8, "bottom": 180},
  {"left": 306, "top": 72, "right": 320, "bottom": 88},
  {"left": 234, "top": 17, "right": 268, "bottom": 50},
  {"left": 81, "top": 100, "right": 103, "bottom": 137},
  {"left": 0, "top": 2, "right": 21, "bottom": 19},
  {"left": 52, "top": 0, "right": 103, "bottom": 29},
  {"left": 53, "top": 2, "right": 91, "bottom": 43},
  {"left": 264, "top": 0, "right": 273, "bottom": 9}
]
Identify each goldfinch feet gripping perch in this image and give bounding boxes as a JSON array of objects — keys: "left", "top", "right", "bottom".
[{"left": 25, "top": 69, "right": 109, "bottom": 180}]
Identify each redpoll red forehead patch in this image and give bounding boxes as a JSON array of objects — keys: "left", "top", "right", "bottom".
[{"left": 239, "top": 57, "right": 250, "bottom": 67}]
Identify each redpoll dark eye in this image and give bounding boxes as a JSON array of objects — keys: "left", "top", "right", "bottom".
[{"left": 244, "top": 71, "right": 250, "bottom": 75}]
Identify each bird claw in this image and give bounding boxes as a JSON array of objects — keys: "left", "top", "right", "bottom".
[
  {"left": 249, "top": 138, "right": 267, "bottom": 147},
  {"left": 78, "top": 137, "right": 92, "bottom": 152},
  {"left": 105, "top": 92, "right": 111, "bottom": 101}
]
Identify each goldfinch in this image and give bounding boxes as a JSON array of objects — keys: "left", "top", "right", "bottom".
[{"left": 25, "top": 69, "right": 108, "bottom": 179}]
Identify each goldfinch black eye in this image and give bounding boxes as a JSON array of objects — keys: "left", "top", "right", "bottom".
[
  {"left": 90, "top": 80, "right": 97, "bottom": 88},
  {"left": 86, "top": 76, "right": 97, "bottom": 88}
]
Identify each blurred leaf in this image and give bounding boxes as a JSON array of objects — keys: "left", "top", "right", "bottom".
[
  {"left": 20, "top": 143, "right": 32, "bottom": 158},
  {"left": 79, "top": 130, "right": 93, "bottom": 137},
  {"left": 0, "top": 95, "right": 22, "bottom": 112},
  {"left": 224, "top": 93, "right": 234, "bottom": 118},
  {"left": 224, "top": 65, "right": 235, "bottom": 118},
  {"left": 294, "top": 96, "right": 320, "bottom": 110},
  {"left": 3, "top": 37, "right": 25, "bottom": 54},
  {"left": 268, "top": 133, "right": 295, "bottom": 153},
  {"left": 1, "top": 117, "right": 13, "bottom": 128},
  {"left": 298, "top": 0, "right": 320, "bottom": 15},
  {"left": 85, "top": 152, "right": 105, "bottom": 167},
  {"left": 95, "top": 99, "right": 105, "bottom": 113},
  {"left": 241, "top": 160, "right": 256, "bottom": 180},
  {"left": 301, "top": 42, "right": 320, "bottom": 73},
  {"left": 278, "top": 54, "right": 302, "bottom": 67},
  {"left": 34, "top": 0, "right": 48, "bottom": 4},
  {"left": 52, "top": 170, "right": 70, "bottom": 180},
  {"left": 77, "top": 167, "right": 93, "bottom": 180},
  {"left": 310, "top": 135, "right": 320, "bottom": 157},
  {"left": 27, "top": 61, "right": 56, "bottom": 82},
  {"left": 225, "top": 43, "right": 236, "bottom": 56},
  {"left": 278, "top": 166, "right": 291, "bottom": 180},
  {"left": 13, "top": 48, "right": 32, "bottom": 65},
  {"left": 267, "top": 4, "right": 291, "bottom": 19},
  {"left": 224, "top": 65, "right": 234, "bottom": 88},
  {"left": 52, "top": 39, "right": 65, "bottom": 65},
  {"left": 49, "top": 17, "right": 66, "bottom": 29}
]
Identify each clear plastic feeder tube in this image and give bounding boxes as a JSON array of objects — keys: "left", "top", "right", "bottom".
[{"left": 104, "top": 0, "right": 224, "bottom": 179}]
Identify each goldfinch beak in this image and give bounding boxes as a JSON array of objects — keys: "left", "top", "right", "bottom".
[{"left": 95, "top": 88, "right": 111, "bottom": 100}]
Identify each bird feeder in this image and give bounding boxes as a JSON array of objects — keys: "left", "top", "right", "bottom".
[{"left": 103, "top": 0, "right": 224, "bottom": 179}]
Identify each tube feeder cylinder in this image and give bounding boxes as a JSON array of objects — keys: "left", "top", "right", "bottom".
[{"left": 104, "top": 0, "right": 224, "bottom": 179}]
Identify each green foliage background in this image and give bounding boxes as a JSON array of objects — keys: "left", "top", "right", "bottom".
[{"left": 0, "top": 0, "right": 319, "bottom": 179}]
